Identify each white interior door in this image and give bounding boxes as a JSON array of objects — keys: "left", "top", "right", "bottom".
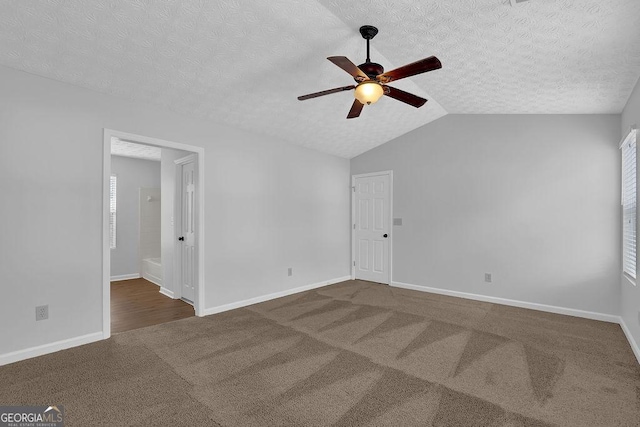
[
  {"left": 179, "top": 160, "right": 196, "bottom": 302},
  {"left": 353, "top": 173, "right": 391, "bottom": 284}
]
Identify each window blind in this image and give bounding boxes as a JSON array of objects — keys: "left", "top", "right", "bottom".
[
  {"left": 621, "top": 128, "right": 637, "bottom": 279},
  {"left": 110, "top": 175, "right": 117, "bottom": 249}
]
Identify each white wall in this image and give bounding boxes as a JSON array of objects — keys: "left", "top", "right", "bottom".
[
  {"left": 110, "top": 156, "right": 160, "bottom": 278},
  {"left": 351, "top": 114, "right": 621, "bottom": 316},
  {"left": 161, "top": 148, "right": 190, "bottom": 295},
  {"left": 139, "top": 187, "right": 161, "bottom": 264},
  {"left": 621, "top": 77, "right": 640, "bottom": 355},
  {"left": 0, "top": 65, "right": 350, "bottom": 360}
]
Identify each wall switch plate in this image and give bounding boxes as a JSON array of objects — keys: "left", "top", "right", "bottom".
[
  {"left": 288, "top": 268, "right": 293, "bottom": 277},
  {"left": 36, "top": 305, "right": 48, "bottom": 321},
  {"left": 393, "top": 218, "right": 403, "bottom": 226},
  {"left": 484, "top": 273, "right": 492, "bottom": 283}
]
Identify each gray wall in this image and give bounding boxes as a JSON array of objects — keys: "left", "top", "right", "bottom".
[
  {"left": 621, "top": 77, "right": 640, "bottom": 352},
  {"left": 161, "top": 147, "right": 190, "bottom": 294},
  {"left": 351, "top": 114, "right": 621, "bottom": 315},
  {"left": 139, "top": 187, "right": 161, "bottom": 266},
  {"left": 110, "top": 156, "right": 161, "bottom": 278},
  {"left": 0, "top": 65, "right": 350, "bottom": 358}
]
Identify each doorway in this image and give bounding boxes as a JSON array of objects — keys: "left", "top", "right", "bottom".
[
  {"left": 102, "top": 129, "right": 205, "bottom": 338},
  {"left": 110, "top": 278, "right": 194, "bottom": 333},
  {"left": 351, "top": 171, "right": 393, "bottom": 284}
]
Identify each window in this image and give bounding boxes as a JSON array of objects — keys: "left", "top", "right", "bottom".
[
  {"left": 109, "top": 175, "right": 117, "bottom": 249},
  {"left": 621, "top": 128, "right": 637, "bottom": 280}
]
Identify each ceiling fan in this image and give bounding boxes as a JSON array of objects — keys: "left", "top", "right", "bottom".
[{"left": 297, "top": 25, "right": 442, "bottom": 119}]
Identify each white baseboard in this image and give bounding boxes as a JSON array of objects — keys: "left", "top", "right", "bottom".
[
  {"left": 203, "top": 275, "right": 351, "bottom": 316},
  {"left": 0, "top": 332, "right": 104, "bottom": 367},
  {"left": 142, "top": 272, "right": 162, "bottom": 287},
  {"left": 110, "top": 273, "right": 140, "bottom": 282},
  {"left": 619, "top": 317, "right": 640, "bottom": 365},
  {"left": 159, "top": 287, "right": 175, "bottom": 299},
  {"left": 391, "top": 281, "right": 620, "bottom": 324}
]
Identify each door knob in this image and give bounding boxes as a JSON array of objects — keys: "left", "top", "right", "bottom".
[
  {"left": 383, "top": 234, "right": 388, "bottom": 238},
  {"left": 178, "top": 236, "right": 184, "bottom": 241}
]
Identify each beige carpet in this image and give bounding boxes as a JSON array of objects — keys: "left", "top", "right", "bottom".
[{"left": 1, "top": 280, "right": 639, "bottom": 426}]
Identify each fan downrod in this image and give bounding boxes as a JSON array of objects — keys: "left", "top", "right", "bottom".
[{"left": 358, "top": 25, "right": 383, "bottom": 77}]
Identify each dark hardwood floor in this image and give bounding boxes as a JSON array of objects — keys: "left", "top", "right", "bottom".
[{"left": 111, "top": 278, "right": 194, "bottom": 334}]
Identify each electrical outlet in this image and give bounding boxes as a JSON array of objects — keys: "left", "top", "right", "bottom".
[
  {"left": 288, "top": 268, "right": 293, "bottom": 277},
  {"left": 36, "top": 305, "right": 48, "bottom": 321},
  {"left": 484, "top": 273, "right": 492, "bottom": 283}
]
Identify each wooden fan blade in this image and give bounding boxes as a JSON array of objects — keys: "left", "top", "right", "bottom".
[
  {"left": 384, "top": 86, "right": 427, "bottom": 108},
  {"left": 377, "top": 56, "right": 441, "bottom": 83},
  {"left": 327, "top": 56, "right": 369, "bottom": 81},
  {"left": 347, "top": 99, "right": 364, "bottom": 119},
  {"left": 298, "top": 85, "right": 355, "bottom": 101}
]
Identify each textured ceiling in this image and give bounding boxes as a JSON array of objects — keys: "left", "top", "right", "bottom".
[
  {"left": 320, "top": 0, "right": 640, "bottom": 115},
  {"left": 111, "top": 138, "right": 161, "bottom": 161},
  {"left": 1, "top": 1, "right": 639, "bottom": 158}
]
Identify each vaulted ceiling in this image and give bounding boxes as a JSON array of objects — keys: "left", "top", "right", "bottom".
[{"left": 1, "top": 1, "right": 640, "bottom": 158}]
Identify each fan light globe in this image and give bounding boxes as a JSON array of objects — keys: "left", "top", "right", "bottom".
[{"left": 354, "top": 81, "right": 384, "bottom": 105}]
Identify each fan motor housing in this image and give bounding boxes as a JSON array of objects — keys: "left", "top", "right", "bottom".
[{"left": 358, "top": 62, "right": 384, "bottom": 79}]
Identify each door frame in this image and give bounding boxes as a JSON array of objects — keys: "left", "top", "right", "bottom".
[
  {"left": 173, "top": 154, "right": 198, "bottom": 303},
  {"left": 102, "top": 129, "right": 206, "bottom": 340},
  {"left": 351, "top": 170, "right": 393, "bottom": 284}
]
